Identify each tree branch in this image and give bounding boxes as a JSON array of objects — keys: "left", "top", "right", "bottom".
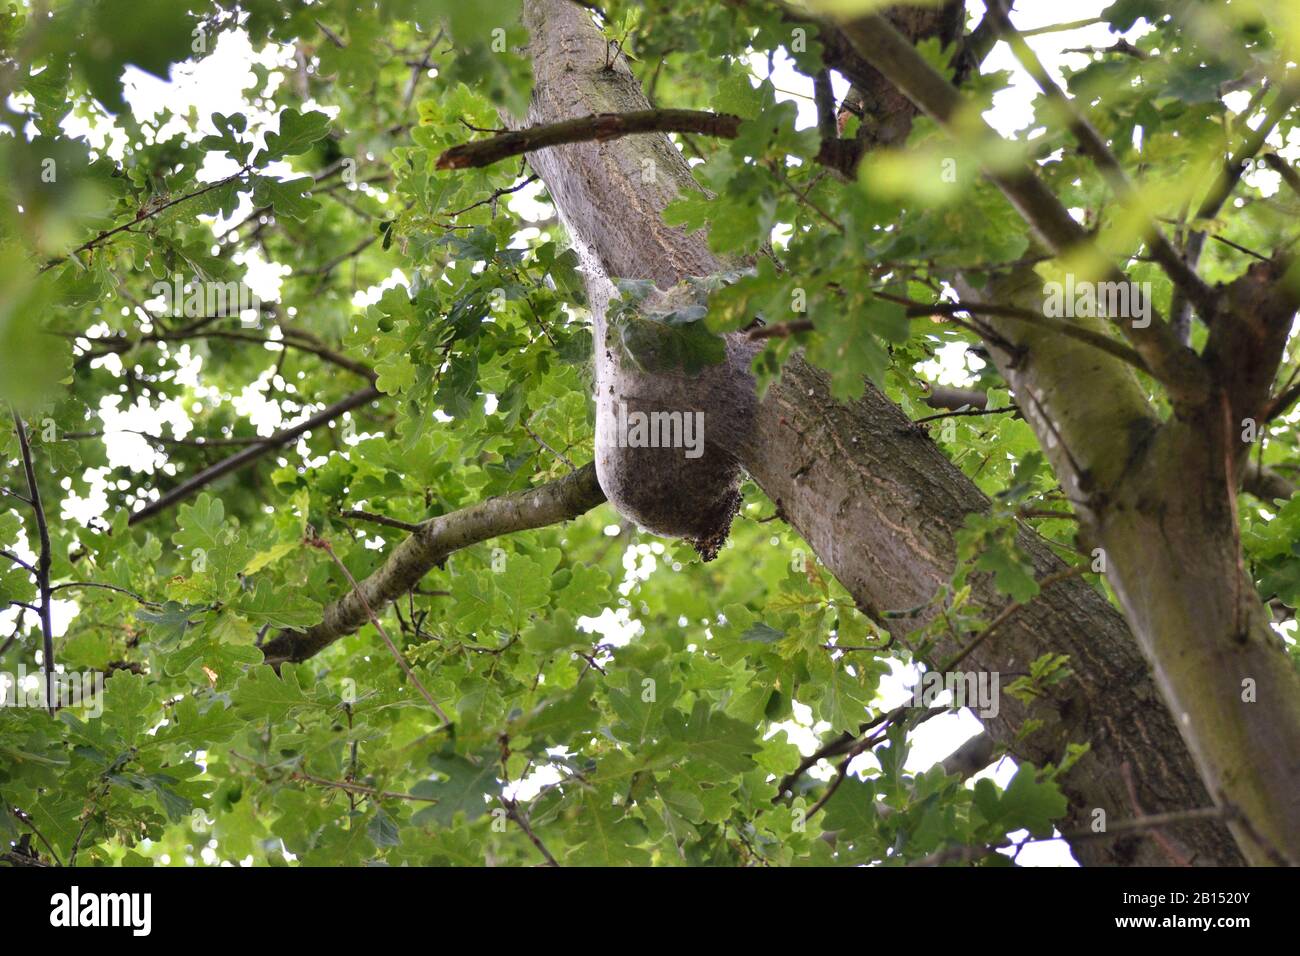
[
  {"left": 1262, "top": 152, "right": 1300, "bottom": 199},
  {"left": 437, "top": 109, "right": 743, "bottom": 170},
  {"left": 1243, "top": 459, "right": 1296, "bottom": 501},
  {"left": 813, "top": 69, "right": 837, "bottom": 142},
  {"left": 504, "top": 797, "right": 560, "bottom": 866},
  {"left": 1267, "top": 378, "right": 1300, "bottom": 423},
  {"left": 40, "top": 166, "right": 253, "bottom": 273},
  {"left": 260, "top": 463, "right": 607, "bottom": 664},
  {"left": 10, "top": 409, "right": 54, "bottom": 715},
  {"left": 880, "top": 292, "right": 1152, "bottom": 373},
  {"left": 48, "top": 581, "right": 162, "bottom": 608},
  {"left": 939, "top": 731, "right": 996, "bottom": 778},
  {"left": 834, "top": 12, "right": 1209, "bottom": 403},
  {"left": 1196, "top": 77, "right": 1300, "bottom": 226},
  {"left": 338, "top": 510, "right": 424, "bottom": 534},
  {"left": 0, "top": 549, "right": 36, "bottom": 574},
  {"left": 912, "top": 805, "right": 1231, "bottom": 866},
  {"left": 987, "top": 3, "right": 1218, "bottom": 320},
  {"left": 80, "top": 326, "right": 377, "bottom": 383},
  {"left": 1167, "top": 78, "right": 1300, "bottom": 342},
  {"left": 127, "top": 385, "right": 380, "bottom": 526},
  {"left": 436, "top": 108, "right": 863, "bottom": 176}
]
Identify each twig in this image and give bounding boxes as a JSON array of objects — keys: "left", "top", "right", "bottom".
[
  {"left": 877, "top": 292, "right": 1151, "bottom": 373},
  {"left": 914, "top": 406, "right": 1017, "bottom": 424},
  {"left": 746, "top": 319, "right": 813, "bottom": 340},
  {"left": 306, "top": 533, "right": 452, "bottom": 727},
  {"left": 78, "top": 326, "right": 377, "bottom": 383},
  {"left": 777, "top": 566, "right": 1088, "bottom": 805},
  {"left": 403, "top": 30, "right": 444, "bottom": 110},
  {"left": 913, "top": 806, "right": 1229, "bottom": 866},
  {"left": 298, "top": 234, "right": 378, "bottom": 278},
  {"left": 1121, "top": 760, "right": 1192, "bottom": 865},
  {"left": 0, "top": 549, "right": 36, "bottom": 574},
  {"left": 315, "top": 18, "right": 345, "bottom": 48},
  {"left": 940, "top": 565, "right": 1089, "bottom": 673},
  {"left": 291, "top": 770, "right": 438, "bottom": 803},
  {"left": 503, "top": 797, "right": 559, "bottom": 866},
  {"left": 1196, "top": 77, "right": 1300, "bottom": 227},
  {"left": 1168, "top": 77, "right": 1300, "bottom": 340},
  {"left": 10, "top": 409, "right": 54, "bottom": 715},
  {"left": 338, "top": 510, "right": 424, "bottom": 534},
  {"left": 521, "top": 417, "right": 576, "bottom": 471},
  {"left": 988, "top": 3, "right": 1218, "bottom": 321},
  {"left": 260, "top": 464, "right": 606, "bottom": 665},
  {"left": 440, "top": 174, "right": 539, "bottom": 221},
  {"left": 12, "top": 808, "right": 62, "bottom": 865},
  {"left": 0, "top": 607, "right": 26, "bottom": 657},
  {"left": 1207, "top": 233, "right": 1270, "bottom": 261},
  {"left": 127, "top": 386, "right": 379, "bottom": 526},
  {"left": 835, "top": 12, "right": 1208, "bottom": 401},
  {"left": 41, "top": 166, "right": 253, "bottom": 272},
  {"left": 64, "top": 428, "right": 275, "bottom": 449},
  {"left": 48, "top": 581, "right": 162, "bottom": 608}
]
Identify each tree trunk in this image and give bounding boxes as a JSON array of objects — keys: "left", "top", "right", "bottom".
[
  {"left": 1094, "top": 415, "right": 1300, "bottom": 865},
  {"left": 518, "top": 0, "right": 1243, "bottom": 865},
  {"left": 833, "top": 12, "right": 1300, "bottom": 865},
  {"left": 959, "top": 263, "right": 1300, "bottom": 865}
]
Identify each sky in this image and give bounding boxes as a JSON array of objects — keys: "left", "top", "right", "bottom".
[{"left": 10, "top": 0, "right": 1299, "bottom": 866}]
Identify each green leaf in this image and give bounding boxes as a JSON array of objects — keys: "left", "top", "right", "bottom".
[
  {"left": 251, "top": 175, "right": 320, "bottom": 221},
  {"left": 261, "top": 108, "right": 333, "bottom": 162},
  {"left": 237, "top": 579, "right": 324, "bottom": 630},
  {"left": 231, "top": 665, "right": 317, "bottom": 723},
  {"left": 414, "top": 751, "right": 498, "bottom": 827}
]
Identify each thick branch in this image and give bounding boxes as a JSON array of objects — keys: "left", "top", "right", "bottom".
[
  {"left": 883, "top": 293, "right": 1151, "bottom": 373},
  {"left": 1204, "top": 256, "right": 1299, "bottom": 430},
  {"left": 1196, "top": 78, "right": 1300, "bottom": 226},
  {"left": 834, "top": 12, "right": 1209, "bottom": 403},
  {"left": 1262, "top": 152, "right": 1300, "bottom": 199},
  {"left": 988, "top": 3, "right": 1218, "bottom": 320},
  {"left": 1244, "top": 459, "right": 1296, "bottom": 501},
  {"left": 438, "top": 109, "right": 742, "bottom": 169},
  {"left": 940, "top": 732, "right": 996, "bottom": 779},
  {"left": 1169, "top": 79, "right": 1300, "bottom": 341},
  {"left": 260, "top": 463, "right": 606, "bottom": 664},
  {"left": 437, "top": 108, "right": 863, "bottom": 176}
]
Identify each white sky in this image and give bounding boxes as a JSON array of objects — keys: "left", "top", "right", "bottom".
[{"left": 13, "top": 0, "right": 1298, "bottom": 867}]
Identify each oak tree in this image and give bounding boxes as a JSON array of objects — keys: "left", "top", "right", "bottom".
[{"left": 2, "top": 0, "right": 1298, "bottom": 867}]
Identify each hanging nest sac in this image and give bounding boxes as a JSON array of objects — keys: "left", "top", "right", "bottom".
[{"left": 590, "top": 276, "right": 757, "bottom": 560}]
